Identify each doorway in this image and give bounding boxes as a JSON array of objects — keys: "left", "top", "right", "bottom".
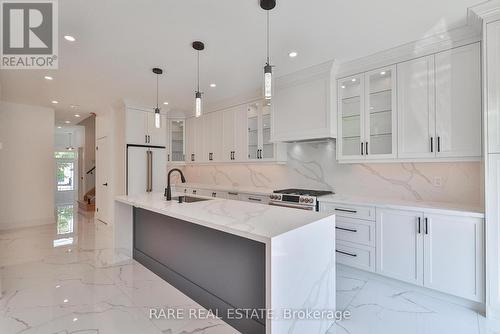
[{"left": 54, "top": 150, "right": 78, "bottom": 206}]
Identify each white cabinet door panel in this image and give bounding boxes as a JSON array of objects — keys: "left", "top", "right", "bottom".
[
  {"left": 194, "top": 117, "right": 205, "bottom": 163},
  {"left": 488, "top": 21, "right": 500, "bottom": 153},
  {"left": 185, "top": 117, "right": 195, "bottom": 162},
  {"left": 222, "top": 107, "right": 236, "bottom": 162},
  {"left": 376, "top": 209, "right": 424, "bottom": 285},
  {"left": 147, "top": 113, "right": 167, "bottom": 146},
  {"left": 397, "top": 56, "right": 436, "bottom": 158},
  {"left": 423, "top": 214, "right": 484, "bottom": 302},
  {"left": 338, "top": 75, "right": 365, "bottom": 160},
  {"left": 435, "top": 43, "right": 482, "bottom": 157},
  {"left": 126, "top": 109, "right": 147, "bottom": 145},
  {"left": 151, "top": 148, "right": 166, "bottom": 193},
  {"left": 233, "top": 106, "right": 248, "bottom": 161}
]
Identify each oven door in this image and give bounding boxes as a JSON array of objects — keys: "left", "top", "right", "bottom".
[{"left": 269, "top": 202, "right": 315, "bottom": 211}]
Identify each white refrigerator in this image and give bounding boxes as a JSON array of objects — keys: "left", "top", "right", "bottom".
[{"left": 127, "top": 145, "right": 166, "bottom": 196}]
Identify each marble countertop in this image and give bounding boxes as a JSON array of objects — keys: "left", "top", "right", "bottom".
[
  {"left": 116, "top": 192, "right": 333, "bottom": 241},
  {"left": 174, "top": 183, "right": 274, "bottom": 196},
  {"left": 318, "top": 194, "right": 484, "bottom": 218}
]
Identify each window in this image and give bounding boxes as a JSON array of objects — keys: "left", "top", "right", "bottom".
[
  {"left": 56, "top": 161, "right": 75, "bottom": 191},
  {"left": 56, "top": 205, "right": 74, "bottom": 234}
]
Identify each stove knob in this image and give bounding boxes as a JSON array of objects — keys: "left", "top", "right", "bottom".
[
  {"left": 270, "top": 195, "right": 275, "bottom": 200},
  {"left": 309, "top": 198, "right": 314, "bottom": 203},
  {"left": 299, "top": 198, "right": 304, "bottom": 203}
]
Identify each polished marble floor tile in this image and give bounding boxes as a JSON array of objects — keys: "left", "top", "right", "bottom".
[{"left": 1, "top": 206, "right": 499, "bottom": 334}]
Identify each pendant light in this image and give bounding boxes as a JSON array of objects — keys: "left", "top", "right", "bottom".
[
  {"left": 192, "top": 41, "right": 205, "bottom": 118},
  {"left": 66, "top": 133, "right": 74, "bottom": 151},
  {"left": 260, "top": 0, "right": 276, "bottom": 100},
  {"left": 152, "top": 67, "right": 163, "bottom": 128}
]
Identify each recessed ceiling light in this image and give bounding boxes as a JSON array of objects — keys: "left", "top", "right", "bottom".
[
  {"left": 57, "top": 126, "right": 62, "bottom": 129},
  {"left": 72, "top": 318, "right": 78, "bottom": 322},
  {"left": 63, "top": 299, "right": 68, "bottom": 303},
  {"left": 70, "top": 104, "right": 79, "bottom": 109},
  {"left": 341, "top": 85, "right": 346, "bottom": 89},
  {"left": 51, "top": 100, "right": 58, "bottom": 104},
  {"left": 65, "top": 121, "right": 71, "bottom": 124},
  {"left": 288, "top": 51, "right": 298, "bottom": 58},
  {"left": 64, "top": 35, "right": 76, "bottom": 42},
  {"left": 210, "top": 83, "right": 216, "bottom": 88},
  {"left": 380, "top": 71, "right": 386, "bottom": 76},
  {"left": 163, "top": 102, "right": 169, "bottom": 105},
  {"left": 351, "top": 78, "right": 357, "bottom": 82},
  {"left": 44, "top": 76, "right": 53, "bottom": 80},
  {"left": 74, "top": 114, "right": 80, "bottom": 118}
]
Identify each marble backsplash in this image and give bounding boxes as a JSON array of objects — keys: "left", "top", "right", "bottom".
[{"left": 181, "top": 141, "right": 484, "bottom": 207}]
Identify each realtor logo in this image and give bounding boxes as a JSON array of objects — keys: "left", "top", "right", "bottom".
[{"left": 1, "top": 0, "right": 58, "bottom": 69}]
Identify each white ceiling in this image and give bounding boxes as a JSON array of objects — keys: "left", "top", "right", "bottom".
[{"left": 0, "top": 0, "right": 482, "bottom": 124}]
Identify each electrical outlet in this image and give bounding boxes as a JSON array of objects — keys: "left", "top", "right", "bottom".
[{"left": 433, "top": 177, "right": 443, "bottom": 188}]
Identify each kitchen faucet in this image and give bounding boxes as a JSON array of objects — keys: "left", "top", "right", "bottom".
[{"left": 165, "top": 168, "right": 186, "bottom": 201}]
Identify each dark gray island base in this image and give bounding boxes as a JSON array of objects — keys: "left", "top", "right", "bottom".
[{"left": 133, "top": 207, "right": 266, "bottom": 334}]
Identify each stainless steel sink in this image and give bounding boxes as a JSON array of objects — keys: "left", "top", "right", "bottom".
[{"left": 171, "top": 196, "right": 212, "bottom": 203}]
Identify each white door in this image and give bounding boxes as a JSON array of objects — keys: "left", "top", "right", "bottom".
[
  {"left": 337, "top": 74, "right": 365, "bottom": 160},
  {"left": 423, "top": 213, "right": 484, "bottom": 301},
  {"left": 151, "top": 148, "right": 167, "bottom": 193},
  {"left": 488, "top": 21, "right": 500, "bottom": 154},
  {"left": 147, "top": 113, "right": 167, "bottom": 146},
  {"left": 435, "top": 43, "right": 482, "bottom": 158},
  {"left": 364, "top": 66, "right": 397, "bottom": 159},
  {"left": 376, "top": 209, "right": 424, "bottom": 285},
  {"left": 126, "top": 109, "right": 147, "bottom": 145},
  {"left": 127, "top": 147, "right": 148, "bottom": 196},
  {"left": 397, "top": 56, "right": 437, "bottom": 158},
  {"left": 96, "top": 137, "right": 111, "bottom": 224}
]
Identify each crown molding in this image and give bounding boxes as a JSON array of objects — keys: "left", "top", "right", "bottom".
[
  {"left": 336, "top": 23, "right": 481, "bottom": 78},
  {"left": 470, "top": 0, "right": 500, "bottom": 23}
]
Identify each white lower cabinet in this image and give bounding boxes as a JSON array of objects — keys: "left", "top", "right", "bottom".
[
  {"left": 376, "top": 208, "right": 484, "bottom": 302},
  {"left": 423, "top": 213, "right": 484, "bottom": 301},
  {"left": 336, "top": 241, "right": 375, "bottom": 272},
  {"left": 376, "top": 209, "right": 424, "bottom": 285}
]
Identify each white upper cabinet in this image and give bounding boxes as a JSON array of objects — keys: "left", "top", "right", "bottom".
[
  {"left": 397, "top": 56, "right": 436, "bottom": 159},
  {"left": 435, "top": 43, "right": 482, "bottom": 158},
  {"left": 338, "top": 42, "right": 481, "bottom": 163},
  {"left": 365, "top": 66, "right": 397, "bottom": 159},
  {"left": 222, "top": 105, "right": 247, "bottom": 162},
  {"left": 337, "top": 66, "right": 397, "bottom": 161},
  {"left": 488, "top": 21, "right": 500, "bottom": 154},
  {"left": 185, "top": 117, "right": 204, "bottom": 163},
  {"left": 167, "top": 119, "right": 185, "bottom": 163},
  {"left": 338, "top": 74, "right": 364, "bottom": 160},
  {"left": 273, "top": 61, "right": 335, "bottom": 142},
  {"left": 203, "top": 111, "right": 223, "bottom": 162},
  {"left": 126, "top": 107, "right": 166, "bottom": 146}
]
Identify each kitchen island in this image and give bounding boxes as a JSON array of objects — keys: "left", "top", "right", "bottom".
[{"left": 114, "top": 192, "right": 336, "bottom": 334}]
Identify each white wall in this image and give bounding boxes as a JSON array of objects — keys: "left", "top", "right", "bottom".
[{"left": 0, "top": 101, "right": 55, "bottom": 230}]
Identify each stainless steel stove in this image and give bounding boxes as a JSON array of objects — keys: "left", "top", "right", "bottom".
[{"left": 269, "top": 188, "right": 334, "bottom": 211}]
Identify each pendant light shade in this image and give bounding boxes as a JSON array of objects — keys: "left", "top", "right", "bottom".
[
  {"left": 193, "top": 41, "right": 205, "bottom": 118},
  {"left": 261, "top": 3, "right": 275, "bottom": 100},
  {"left": 152, "top": 67, "right": 163, "bottom": 128}
]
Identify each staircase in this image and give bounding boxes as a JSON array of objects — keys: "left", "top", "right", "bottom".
[{"left": 78, "top": 187, "right": 95, "bottom": 212}]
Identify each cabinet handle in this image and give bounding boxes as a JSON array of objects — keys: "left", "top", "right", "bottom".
[
  {"left": 248, "top": 197, "right": 262, "bottom": 202},
  {"left": 417, "top": 217, "right": 421, "bottom": 234},
  {"left": 336, "top": 250, "right": 357, "bottom": 257},
  {"left": 233, "top": 151, "right": 236, "bottom": 160},
  {"left": 365, "top": 142, "right": 369, "bottom": 155},
  {"left": 192, "top": 190, "right": 197, "bottom": 194},
  {"left": 228, "top": 192, "right": 238, "bottom": 196},
  {"left": 430, "top": 137, "right": 434, "bottom": 153},
  {"left": 212, "top": 192, "right": 217, "bottom": 197},
  {"left": 424, "top": 217, "right": 429, "bottom": 235},
  {"left": 191, "top": 154, "right": 195, "bottom": 162},
  {"left": 334, "top": 208, "right": 357, "bottom": 214},
  {"left": 335, "top": 226, "right": 358, "bottom": 233},
  {"left": 145, "top": 135, "right": 148, "bottom": 143},
  {"left": 437, "top": 137, "right": 441, "bottom": 153},
  {"left": 361, "top": 142, "right": 364, "bottom": 155},
  {"left": 167, "top": 154, "right": 170, "bottom": 161}
]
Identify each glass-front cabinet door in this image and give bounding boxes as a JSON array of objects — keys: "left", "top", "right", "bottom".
[
  {"left": 338, "top": 75, "right": 364, "bottom": 159},
  {"left": 247, "top": 102, "right": 260, "bottom": 160},
  {"left": 365, "top": 66, "right": 397, "bottom": 159},
  {"left": 169, "top": 119, "right": 185, "bottom": 162},
  {"left": 261, "top": 102, "right": 274, "bottom": 159}
]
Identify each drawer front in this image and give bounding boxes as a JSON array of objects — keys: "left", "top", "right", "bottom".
[
  {"left": 241, "top": 194, "right": 270, "bottom": 205},
  {"left": 320, "top": 202, "right": 375, "bottom": 221},
  {"left": 336, "top": 241, "right": 375, "bottom": 272},
  {"left": 336, "top": 217, "right": 375, "bottom": 247}
]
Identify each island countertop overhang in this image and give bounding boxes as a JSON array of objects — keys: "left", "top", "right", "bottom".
[{"left": 115, "top": 192, "right": 334, "bottom": 242}]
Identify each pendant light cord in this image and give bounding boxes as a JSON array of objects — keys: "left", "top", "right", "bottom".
[
  {"left": 197, "top": 51, "right": 200, "bottom": 92},
  {"left": 266, "top": 11, "right": 270, "bottom": 64}
]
